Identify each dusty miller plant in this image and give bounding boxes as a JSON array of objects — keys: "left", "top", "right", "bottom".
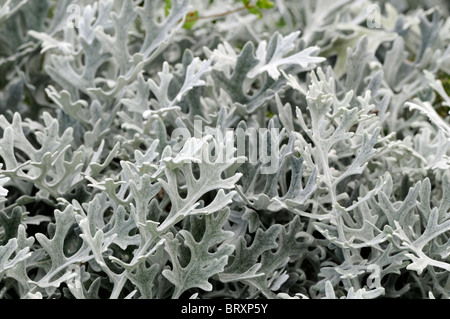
[{"left": 0, "top": 0, "right": 449, "bottom": 299}]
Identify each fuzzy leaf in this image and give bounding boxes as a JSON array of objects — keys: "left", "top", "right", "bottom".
[{"left": 163, "top": 210, "right": 234, "bottom": 298}]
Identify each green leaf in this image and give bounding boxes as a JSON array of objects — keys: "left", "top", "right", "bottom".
[
  {"left": 256, "top": 0, "right": 274, "bottom": 9},
  {"left": 164, "top": 0, "right": 172, "bottom": 17},
  {"left": 183, "top": 10, "right": 198, "bottom": 30},
  {"left": 276, "top": 17, "right": 286, "bottom": 27},
  {"left": 247, "top": 7, "right": 262, "bottom": 18}
]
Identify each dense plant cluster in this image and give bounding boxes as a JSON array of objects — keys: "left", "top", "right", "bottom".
[{"left": 0, "top": 0, "right": 449, "bottom": 299}]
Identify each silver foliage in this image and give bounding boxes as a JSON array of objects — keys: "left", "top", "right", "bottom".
[{"left": 0, "top": 0, "right": 449, "bottom": 299}]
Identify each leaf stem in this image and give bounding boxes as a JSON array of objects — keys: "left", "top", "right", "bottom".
[{"left": 184, "top": 3, "right": 256, "bottom": 24}]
